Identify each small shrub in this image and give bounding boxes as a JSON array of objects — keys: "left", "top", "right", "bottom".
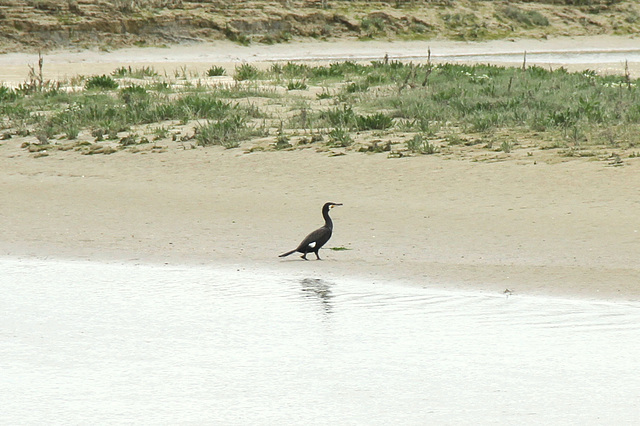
[
  {"left": 224, "top": 27, "right": 251, "bottom": 46},
  {"left": 207, "top": 66, "right": 226, "bottom": 77},
  {"left": 365, "top": 73, "right": 389, "bottom": 86},
  {"left": 234, "top": 64, "right": 260, "bottom": 81},
  {"left": 361, "top": 16, "right": 386, "bottom": 36},
  {"left": 279, "top": 62, "right": 311, "bottom": 79},
  {"left": 442, "top": 12, "right": 477, "bottom": 29},
  {"left": 178, "top": 94, "right": 231, "bottom": 119},
  {"left": 345, "top": 81, "right": 369, "bottom": 93},
  {"left": 85, "top": 75, "right": 119, "bottom": 90},
  {"left": 120, "top": 84, "right": 148, "bottom": 103},
  {"left": 328, "top": 128, "right": 353, "bottom": 147},
  {"left": 152, "top": 126, "right": 169, "bottom": 140},
  {"left": 65, "top": 123, "right": 80, "bottom": 140},
  {"left": 322, "top": 105, "right": 357, "bottom": 128},
  {"left": 120, "top": 134, "right": 138, "bottom": 146},
  {"left": 407, "top": 134, "right": 437, "bottom": 154},
  {"left": 500, "top": 6, "right": 549, "bottom": 27},
  {"left": 196, "top": 115, "right": 247, "bottom": 148},
  {"left": 0, "top": 86, "right": 18, "bottom": 101},
  {"left": 112, "top": 66, "right": 130, "bottom": 78},
  {"left": 446, "top": 133, "right": 464, "bottom": 145},
  {"left": 287, "top": 80, "right": 308, "bottom": 91},
  {"left": 500, "top": 141, "right": 514, "bottom": 153},
  {"left": 356, "top": 112, "right": 394, "bottom": 130},
  {"left": 275, "top": 133, "right": 292, "bottom": 150}
]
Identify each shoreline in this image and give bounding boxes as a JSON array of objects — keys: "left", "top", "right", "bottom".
[
  {"left": 2, "top": 145, "right": 640, "bottom": 302},
  {"left": 2, "top": 36, "right": 640, "bottom": 302},
  {"left": 3, "top": 253, "right": 640, "bottom": 305}
]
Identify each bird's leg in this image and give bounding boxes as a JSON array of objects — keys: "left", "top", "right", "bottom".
[
  {"left": 301, "top": 253, "right": 308, "bottom": 260},
  {"left": 315, "top": 251, "right": 321, "bottom": 260}
]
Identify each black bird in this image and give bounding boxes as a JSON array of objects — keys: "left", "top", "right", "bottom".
[{"left": 279, "top": 202, "right": 343, "bottom": 260}]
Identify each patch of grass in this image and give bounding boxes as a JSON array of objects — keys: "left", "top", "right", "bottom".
[
  {"left": 5, "top": 57, "right": 640, "bottom": 160},
  {"left": 207, "top": 66, "right": 226, "bottom": 77},
  {"left": 344, "top": 80, "right": 370, "bottom": 93},
  {"left": 259, "top": 31, "right": 292, "bottom": 45},
  {"left": 321, "top": 105, "right": 357, "bottom": 129},
  {"left": 407, "top": 134, "right": 438, "bottom": 154},
  {"left": 287, "top": 80, "right": 308, "bottom": 91},
  {"left": 316, "top": 88, "right": 333, "bottom": 100},
  {"left": 446, "top": 133, "right": 464, "bottom": 146},
  {"left": 0, "top": 86, "right": 19, "bottom": 102},
  {"left": 85, "top": 75, "right": 119, "bottom": 90},
  {"left": 152, "top": 126, "right": 170, "bottom": 140},
  {"left": 178, "top": 94, "right": 232, "bottom": 119},
  {"left": 274, "top": 62, "right": 310, "bottom": 79},
  {"left": 499, "top": 6, "right": 549, "bottom": 27},
  {"left": 112, "top": 66, "right": 158, "bottom": 79},
  {"left": 174, "top": 66, "right": 198, "bottom": 80},
  {"left": 274, "top": 130, "right": 292, "bottom": 150},
  {"left": 120, "top": 84, "right": 148, "bottom": 103},
  {"left": 369, "top": 62, "right": 640, "bottom": 145},
  {"left": 361, "top": 15, "right": 387, "bottom": 37},
  {"left": 442, "top": 12, "right": 478, "bottom": 30},
  {"left": 224, "top": 26, "right": 251, "bottom": 46},
  {"left": 63, "top": 121, "right": 80, "bottom": 140},
  {"left": 500, "top": 140, "right": 514, "bottom": 153},
  {"left": 234, "top": 64, "right": 261, "bottom": 81},
  {"left": 195, "top": 115, "right": 248, "bottom": 149},
  {"left": 327, "top": 128, "right": 353, "bottom": 147},
  {"left": 356, "top": 112, "right": 394, "bottom": 130}
]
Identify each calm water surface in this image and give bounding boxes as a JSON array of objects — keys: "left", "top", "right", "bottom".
[{"left": 1, "top": 257, "right": 639, "bottom": 424}]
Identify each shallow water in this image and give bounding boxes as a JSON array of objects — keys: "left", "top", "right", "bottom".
[{"left": 1, "top": 257, "right": 639, "bottom": 424}]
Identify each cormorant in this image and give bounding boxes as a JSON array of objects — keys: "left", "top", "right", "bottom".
[{"left": 279, "top": 202, "right": 343, "bottom": 260}]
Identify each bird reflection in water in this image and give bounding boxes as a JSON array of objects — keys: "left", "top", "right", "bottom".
[{"left": 300, "top": 278, "right": 334, "bottom": 315}]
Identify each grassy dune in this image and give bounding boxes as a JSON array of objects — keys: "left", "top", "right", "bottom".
[
  {"left": 2, "top": 57, "right": 639, "bottom": 162},
  {"left": 2, "top": 1, "right": 640, "bottom": 52}
]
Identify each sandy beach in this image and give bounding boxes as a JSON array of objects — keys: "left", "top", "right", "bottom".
[{"left": 2, "top": 36, "right": 640, "bottom": 300}]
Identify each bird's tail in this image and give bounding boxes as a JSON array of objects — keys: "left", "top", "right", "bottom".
[{"left": 279, "top": 249, "right": 296, "bottom": 258}]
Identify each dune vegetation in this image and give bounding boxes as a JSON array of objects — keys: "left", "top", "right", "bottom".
[{"left": 2, "top": 55, "right": 639, "bottom": 163}]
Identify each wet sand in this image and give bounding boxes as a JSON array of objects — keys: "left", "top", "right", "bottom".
[
  {"left": 2, "top": 36, "right": 640, "bottom": 300},
  {"left": 2, "top": 140, "right": 640, "bottom": 300}
]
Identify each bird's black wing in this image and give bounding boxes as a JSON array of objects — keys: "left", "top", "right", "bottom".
[{"left": 296, "top": 226, "right": 332, "bottom": 251}]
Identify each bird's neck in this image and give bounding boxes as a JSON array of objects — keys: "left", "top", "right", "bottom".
[{"left": 322, "top": 207, "right": 333, "bottom": 230}]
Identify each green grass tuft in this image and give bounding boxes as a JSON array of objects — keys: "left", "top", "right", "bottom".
[
  {"left": 85, "top": 75, "right": 119, "bottom": 90},
  {"left": 207, "top": 66, "right": 226, "bottom": 77},
  {"left": 234, "top": 64, "right": 261, "bottom": 81}
]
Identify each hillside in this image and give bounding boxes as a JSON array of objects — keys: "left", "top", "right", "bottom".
[{"left": 1, "top": 0, "right": 639, "bottom": 53}]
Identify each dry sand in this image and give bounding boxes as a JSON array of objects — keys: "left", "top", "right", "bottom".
[{"left": 2, "top": 36, "right": 640, "bottom": 300}]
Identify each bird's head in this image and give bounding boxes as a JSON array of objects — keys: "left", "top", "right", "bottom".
[{"left": 326, "top": 202, "right": 343, "bottom": 209}]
